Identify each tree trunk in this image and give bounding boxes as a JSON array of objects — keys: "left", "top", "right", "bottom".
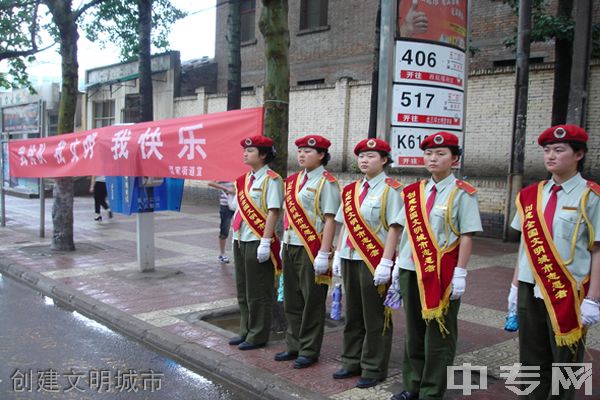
[
  {"left": 259, "top": 0, "right": 289, "bottom": 177},
  {"left": 227, "top": 0, "right": 242, "bottom": 111},
  {"left": 368, "top": 1, "right": 382, "bottom": 138},
  {"left": 138, "top": 0, "right": 154, "bottom": 122},
  {"left": 45, "top": 0, "right": 79, "bottom": 251},
  {"left": 259, "top": 0, "right": 289, "bottom": 334},
  {"left": 551, "top": 0, "right": 573, "bottom": 125}
]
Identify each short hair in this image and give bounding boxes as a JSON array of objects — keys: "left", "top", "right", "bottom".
[
  {"left": 566, "top": 141, "right": 587, "bottom": 172},
  {"left": 377, "top": 151, "right": 394, "bottom": 168}
]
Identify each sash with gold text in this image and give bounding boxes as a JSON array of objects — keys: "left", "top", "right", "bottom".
[
  {"left": 342, "top": 181, "right": 387, "bottom": 294},
  {"left": 517, "top": 182, "right": 586, "bottom": 347},
  {"left": 285, "top": 172, "right": 331, "bottom": 284},
  {"left": 235, "top": 173, "right": 282, "bottom": 273},
  {"left": 403, "top": 181, "right": 459, "bottom": 329}
]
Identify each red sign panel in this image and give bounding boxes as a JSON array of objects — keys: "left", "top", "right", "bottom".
[{"left": 9, "top": 108, "right": 264, "bottom": 181}]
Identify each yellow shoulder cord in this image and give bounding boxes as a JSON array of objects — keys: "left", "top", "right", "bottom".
[
  {"left": 260, "top": 175, "right": 270, "bottom": 213},
  {"left": 314, "top": 176, "right": 327, "bottom": 224},
  {"left": 441, "top": 187, "right": 461, "bottom": 251},
  {"left": 376, "top": 185, "right": 390, "bottom": 233},
  {"left": 564, "top": 189, "right": 593, "bottom": 265}
]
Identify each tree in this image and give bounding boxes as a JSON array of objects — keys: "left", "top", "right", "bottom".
[
  {"left": 259, "top": 0, "right": 290, "bottom": 333},
  {"left": 0, "top": 0, "right": 48, "bottom": 90},
  {"left": 258, "top": 0, "right": 289, "bottom": 177},
  {"left": 227, "top": 0, "right": 242, "bottom": 111},
  {"left": 83, "top": 0, "right": 185, "bottom": 122},
  {"left": 137, "top": 0, "right": 153, "bottom": 122},
  {"left": 504, "top": 0, "right": 600, "bottom": 124},
  {"left": 43, "top": 0, "right": 108, "bottom": 251}
]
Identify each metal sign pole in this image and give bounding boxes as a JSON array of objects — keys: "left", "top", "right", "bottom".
[
  {"left": 136, "top": 211, "right": 155, "bottom": 272},
  {"left": 1, "top": 136, "right": 5, "bottom": 227},
  {"left": 39, "top": 101, "right": 46, "bottom": 237},
  {"left": 376, "top": 0, "right": 397, "bottom": 142}
]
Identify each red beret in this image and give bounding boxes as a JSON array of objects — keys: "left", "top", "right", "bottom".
[
  {"left": 537, "top": 124, "right": 588, "bottom": 146},
  {"left": 295, "top": 135, "right": 331, "bottom": 150},
  {"left": 420, "top": 131, "right": 459, "bottom": 150},
  {"left": 240, "top": 135, "right": 274, "bottom": 148},
  {"left": 354, "top": 138, "right": 391, "bottom": 155}
]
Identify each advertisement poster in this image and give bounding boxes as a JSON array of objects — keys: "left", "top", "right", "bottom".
[{"left": 397, "top": 0, "right": 468, "bottom": 50}]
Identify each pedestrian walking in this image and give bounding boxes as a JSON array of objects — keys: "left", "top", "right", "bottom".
[
  {"left": 507, "top": 124, "right": 600, "bottom": 400},
  {"left": 390, "top": 131, "right": 482, "bottom": 400},
  {"left": 276, "top": 135, "right": 340, "bottom": 369},
  {"left": 332, "top": 138, "right": 403, "bottom": 389},
  {"left": 89, "top": 176, "right": 112, "bottom": 222},
  {"left": 229, "top": 135, "right": 283, "bottom": 351}
]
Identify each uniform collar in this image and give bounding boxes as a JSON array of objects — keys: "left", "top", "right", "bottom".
[
  {"left": 251, "top": 165, "right": 269, "bottom": 180},
  {"left": 363, "top": 171, "right": 386, "bottom": 188},
  {"left": 303, "top": 165, "right": 324, "bottom": 180},
  {"left": 548, "top": 172, "right": 583, "bottom": 195},
  {"left": 427, "top": 173, "right": 455, "bottom": 193}
]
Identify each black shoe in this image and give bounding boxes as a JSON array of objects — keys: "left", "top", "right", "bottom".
[
  {"left": 108, "top": 210, "right": 113, "bottom": 219},
  {"left": 391, "top": 391, "right": 419, "bottom": 400},
  {"left": 228, "top": 336, "right": 245, "bottom": 346},
  {"left": 94, "top": 215, "right": 102, "bottom": 222},
  {"left": 274, "top": 351, "right": 298, "bottom": 361},
  {"left": 293, "top": 356, "right": 317, "bottom": 369},
  {"left": 356, "top": 377, "right": 383, "bottom": 389},
  {"left": 332, "top": 368, "right": 361, "bottom": 379},
  {"left": 238, "top": 341, "right": 266, "bottom": 351}
]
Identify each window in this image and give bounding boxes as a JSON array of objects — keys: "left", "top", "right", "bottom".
[
  {"left": 122, "top": 94, "right": 141, "bottom": 123},
  {"left": 92, "top": 100, "right": 115, "bottom": 128},
  {"left": 240, "top": 0, "right": 256, "bottom": 43},
  {"left": 300, "top": 0, "right": 328, "bottom": 31}
]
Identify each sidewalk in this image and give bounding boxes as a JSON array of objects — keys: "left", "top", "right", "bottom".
[{"left": 0, "top": 195, "right": 598, "bottom": 399}]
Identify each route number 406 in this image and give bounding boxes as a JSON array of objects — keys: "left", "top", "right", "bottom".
[{"left": 401, "top": 49, "right": 437, "bottom": 68}]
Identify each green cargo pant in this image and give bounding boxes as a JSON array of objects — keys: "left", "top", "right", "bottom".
[
  {"left": 233, "top": 240, "right": 274, "bottom": 345},
  {"left": 341, "top": 259, "right": 393, "bottom": 380},
  {"left": 282, "top": 244, "right": 329, "bottom": 358},
  {"left": 518, "top": 281, "right": 586, "bottom": 400},
  {"left": 399, "top": 268, "right": 460, "bottom": 400}
]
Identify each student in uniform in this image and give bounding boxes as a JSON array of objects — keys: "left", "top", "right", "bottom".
[
  {"left": 331, "top": 138, "right": 404, "bottom": 389},
  {"left": 507, "top": 124, "right": 600, "bottom": 400},
  {"left": 276, "top": 135, "right": 341, "bottom": 369},
  {"left": 229, "top": 135, "right": 284, "bottom": 350},
  {"left": 390, "top": 131, "right": 482, "bottom": 400}
]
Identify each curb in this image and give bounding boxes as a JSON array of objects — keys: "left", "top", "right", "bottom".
[{"left": 0, "top": 260, "right": 328, "bottom": 400}]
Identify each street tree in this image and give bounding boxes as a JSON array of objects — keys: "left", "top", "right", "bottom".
[
  {"left": 258, "top": 0, "right": 289, "bottom": 177},
  {"left": 82, "top": 0, "right": 185, "bottom": 122},
  {"left": 504, "top": 0, "right": 600, "bottom": 124}
]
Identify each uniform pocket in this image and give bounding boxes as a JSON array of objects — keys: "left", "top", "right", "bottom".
[{"left": 555, "top": 211, "right": 583, "bottom": 240}]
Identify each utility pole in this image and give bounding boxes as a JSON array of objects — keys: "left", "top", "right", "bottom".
[
  {"left": 566, "top": 0, "right": 593, "bottom": 126},
  {"left": 504, "top": 0, "right": 532, "bottom": 241}
]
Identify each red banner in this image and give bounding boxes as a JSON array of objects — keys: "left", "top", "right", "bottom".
[{"left": 8, "top": 108, "right": 264, "bottom": 181}]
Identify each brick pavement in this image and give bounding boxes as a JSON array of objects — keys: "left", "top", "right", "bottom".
[{"left": 0, "top": 194, "right": 598, "bottom": 399}]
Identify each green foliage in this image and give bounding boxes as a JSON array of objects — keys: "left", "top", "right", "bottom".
[
  {"left": 503, "top": 0, "right": 600, "bottom": 56},
  {"left": 0, "top": 0, "right": 49, "bottom": 90},
  {"left": 82, "top": 0, "right": 186, "bottom": 61}
]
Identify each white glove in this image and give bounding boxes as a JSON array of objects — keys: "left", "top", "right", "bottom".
[
  {"left": 508, "top": 284, "right": 518, "bottom": 315},
  {"left": 332, "top": 252, "right": 342, "bottom": 277},
  {"left": 257, "top": 238, "right": 272, "bottom": 263},
  {"left": 450, "top": 267, "right": 467, "bottom": 300},
  {"left": 373, "top": 258, "right": 394, "bottom": 286},
  {"left": 581, "top": 299, "right": 600, "bottom": 327},
  {"left": 314, "top": 251, "right": 330, "bottom": 275},
  {"left": 533, "top": 284, "right": 543, "bottom": 299}
]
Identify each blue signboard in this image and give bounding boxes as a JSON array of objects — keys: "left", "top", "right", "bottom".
[{"left": 106, "top": 177, "right": 184, "bottom": 215}]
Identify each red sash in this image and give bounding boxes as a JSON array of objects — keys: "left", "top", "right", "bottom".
[
  {"left": 403, "top": 181, "right": 459, "bottom": 329},
  {"left": 285, "top": 172, "right": 331, "bottom": 284},
  {"left": 235, "top": 173, "right": 282, "bottom": 273},
  {"left": 342, "top": 181, "right": 387, "bottom": 294},
  {"left": 517, "top": 182, "right": 588, "bottom": 347}
]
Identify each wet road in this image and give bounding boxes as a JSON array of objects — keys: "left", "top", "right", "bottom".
[{"left": 0, "top": 274, "right": 244, "bottom": 400}]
